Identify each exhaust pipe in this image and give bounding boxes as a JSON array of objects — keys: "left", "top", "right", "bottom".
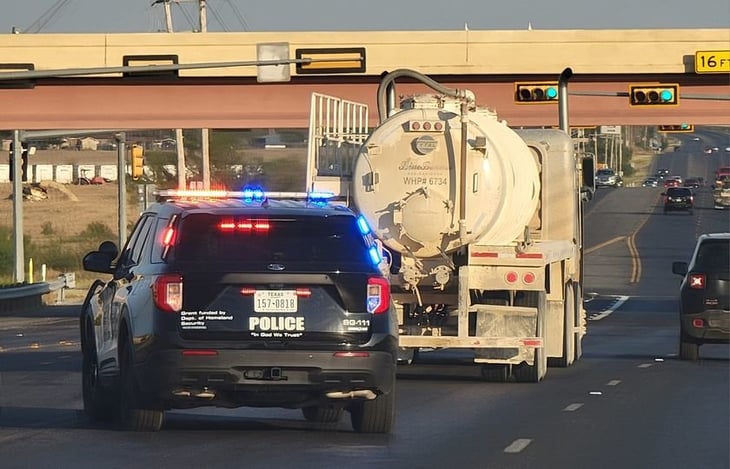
[
  {"left": 172, "top": 388, "right": 216, "bottom": 399},
  {"left": 194, "top": 387, "right": 216, "bottom": 399},
  {"left": 326, "top": 390, "right": 377, "bottom": 400}
]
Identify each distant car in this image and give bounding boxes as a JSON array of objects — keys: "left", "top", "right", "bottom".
[
  {"left": 641, "top": 177, "right": 659, "bottom": 187},
  {"left": 662, "top": 187, "right": 693, "bottom": 214},
  {"left": 683, "top": 178, "right": 701, "bottom": 189},
  {"left": 663, "top": 178, "right": 681, "bottom": 188},
  {"left": 714, "top": 187, "right": 730, "bottom": 210},
  {"left": 692, "top": 137, "right": 701, "bottom": 141},
  {"left": 655, "top": 168, "right": 670, "bottom": 180},
  {"left": 671, "top": 233, "right": 730, "bottom": 360},
  {"left": 704, "top": 147, "right": 713, "bottom": 154},
  {"left": 712, "top": 146, "right": 719, "bottom": 152},
  {"left": 595, "top": 168, "right": 623, "bottom": 188},
  {"left": 725, "top": 146, "right": 730, "bottom": 152}
]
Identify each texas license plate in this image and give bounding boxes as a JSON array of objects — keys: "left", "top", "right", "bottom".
[{"left": 254, "top": 290, "right": 297, "bottom": 313}]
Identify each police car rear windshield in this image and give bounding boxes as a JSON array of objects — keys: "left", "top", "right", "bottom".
[{"left": 170, "top": 214, "right": 373, "bottom": 269}]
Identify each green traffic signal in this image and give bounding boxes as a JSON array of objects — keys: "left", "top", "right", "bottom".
[
  {"left": 629, "top": 84, "right": 679, "bottom": 106},
  {"left": 515, "top": 82, "right": 559, "bottom": 103}
]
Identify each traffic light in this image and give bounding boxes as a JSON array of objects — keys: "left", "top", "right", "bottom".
[
  {"left": 130, "top": 144, "right": 145, "bottom": 179},
  {"left": 8, "top": 142, "right": 29, "bottom": 182},
  {"left": 658, "top": 124, "right": 694, "bottom": 133},
  {"left": 629, "top": 84, "right": 679, "bottom": 106},
  {"left": 514, "top": 82, "right": 559, "bottom": 103}
]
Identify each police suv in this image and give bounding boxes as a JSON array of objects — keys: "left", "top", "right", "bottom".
[{"left": 80, "top": 188, "right": 397, "bottom": 433}]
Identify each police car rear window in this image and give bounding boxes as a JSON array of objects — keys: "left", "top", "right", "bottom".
[{"left": 170, "top": 213, "right": 373, "bottom": 268}]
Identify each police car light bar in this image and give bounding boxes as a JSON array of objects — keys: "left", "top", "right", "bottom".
[{"left": 155, "top": 189, "right": 336, "bottom": 201}]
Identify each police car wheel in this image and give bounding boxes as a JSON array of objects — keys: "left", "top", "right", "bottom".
[
  {"left": 118, "top": 342, "right": 164, "bottom": 432},
  {"left": 81, "top": 321, "right": 115, "bottom": 421},
  {"left": 302, "top": 405, "right": 343, "bottom": 423},
  {"left": 349, "top": 390, "right": 395, "bottom": 433}
]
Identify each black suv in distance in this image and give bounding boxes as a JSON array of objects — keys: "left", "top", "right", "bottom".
[
  {"left": 672, "top": 233, "right": 730, "bottom": 360},
  {"left": 662, "top": 187, "right": 694, "bottom": 214},
  {"left": 80, "top": 189, "right": 397, "bottom": 433}
]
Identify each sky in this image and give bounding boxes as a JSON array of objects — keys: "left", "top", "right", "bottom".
[{"left": 0, "top": 0, "right": 729, "bottom": 34}]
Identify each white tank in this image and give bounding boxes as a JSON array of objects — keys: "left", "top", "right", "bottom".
[{"left": 352, "top": 95, "right": 540, "bottom": 259}]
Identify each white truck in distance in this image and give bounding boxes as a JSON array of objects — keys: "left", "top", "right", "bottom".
[{"left": 306, "top": 69, "right": 593, "bottom": 382}]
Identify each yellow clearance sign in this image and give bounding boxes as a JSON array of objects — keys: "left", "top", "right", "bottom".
[{"left": 695, "top": 50, "right": 730, "bottom": 73}]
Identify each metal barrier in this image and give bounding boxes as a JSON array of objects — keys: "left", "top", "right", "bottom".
[{"left": 0, "top": 275, "right": 73, "bottom": 313}]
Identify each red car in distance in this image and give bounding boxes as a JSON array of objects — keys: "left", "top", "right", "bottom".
[{"left": 664, "top": 178, "right": 681, "bottom": 188}]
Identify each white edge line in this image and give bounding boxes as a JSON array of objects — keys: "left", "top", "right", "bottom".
[
  {"left": 563, "top": 403, "right": 584, "bottom": 412},
  {"left": 588, "top": 295, "right": 630, "bottom": 321}
]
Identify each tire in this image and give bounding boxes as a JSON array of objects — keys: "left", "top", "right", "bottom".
[
  {"left": 81, "top": 319, "right": 115, "bottom": 422},
  {"left": 554, "top": 283, "right": 575, "bottom": 368},
  {"left": 118, "top": 342, "right": 164, "bottom": 432},
  {"left": 302, "top": 405, "right": 343, "bottom": 423},
  {"left": 513, "top": 292, "right": 547, "bottom": 383},
  {"left": 481, "top": 365, "right": 509, "bottom": 382},
  {"left": 350, "top": 391, "right": 395, "bottom": 433},
  {"left": 573, "top": 283, "right": 584, "bottom": 361},
  {"left": 679, "top": 333, "right": 700, "bottom": 361}
]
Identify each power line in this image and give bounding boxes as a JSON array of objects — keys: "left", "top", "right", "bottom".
[
  {"left": 225, "top": 0, "right": 250, "bottom": 31},
  {"left": 25, "top": 0, "right": 73, "bottom": 33}
]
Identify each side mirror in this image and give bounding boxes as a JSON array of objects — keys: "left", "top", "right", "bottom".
[
  {"left": 580, "top": 154, "right": 595, "bottom": 201},
  {"left": 672, "top": 261, "right": 688, "bottom": 276},
  {"left": 82, "top": 241, "right": 118, "bottom": 274}
]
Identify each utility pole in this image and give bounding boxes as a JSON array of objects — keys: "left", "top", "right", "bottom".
[
  {"left": 154, "top": 0, "right": 188, "bottom": 189},
  {"left": 155, "top": 0, "right": 211, "bottom": 190},
  {"left": 198, "top": 0, "right": 211, "bottom": 190}
]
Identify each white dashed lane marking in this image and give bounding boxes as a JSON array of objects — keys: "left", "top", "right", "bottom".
[
  {"left": 563, "top": 403, "right": 584, "bottom": 412},
  {"left": 504, "top": 439, "right": 532, "bottom": 454},
  {"left": 607, "top": 380, "right": 621, "bottom": 386}
]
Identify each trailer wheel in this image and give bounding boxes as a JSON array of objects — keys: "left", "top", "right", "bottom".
[
  {"left": 554, "top": 283, "right": 575, "bottom": 368},
  {"left": 481, "top": 365, "right": 509, "bottom": 382},
  {"left": 513, "top": 292, "right": 547, "bottom": 383},
  {"left": 573, "top": 283, "right": 584, "bottom": 361}
]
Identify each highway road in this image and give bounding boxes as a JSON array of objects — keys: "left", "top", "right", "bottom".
[{"left": 0, "top": 135, "right": 728, "bottom": 469}]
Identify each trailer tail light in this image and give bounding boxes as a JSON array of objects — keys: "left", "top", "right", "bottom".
[
  {"left": 688, "top": 273, "right": 705, "bottom": 289},
  {"left": 523, "top": 272, "right": 536, "bottom": 284},
  {"left": 154, "top": 273, "right": 183, "bottom": 312},
  {"left": 367, "top": 277, "right": 390, "bottom": 314},
  {"left": 408, "top": 120, "right": 444, "bottom": 132},
  {"left": 692, "top": 319, "right": 705, "bottom": 328},
  {"left": 505, "top": 271, "right": 518, "bottom": 284}
]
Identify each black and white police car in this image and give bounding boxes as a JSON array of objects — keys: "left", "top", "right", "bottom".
[{"left": 80, "top": 188, "right": 397, "bottom": 433}]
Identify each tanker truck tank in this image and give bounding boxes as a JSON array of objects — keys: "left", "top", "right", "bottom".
[{"left": 352, "top": 94, "right": 541, "bottom": 260}]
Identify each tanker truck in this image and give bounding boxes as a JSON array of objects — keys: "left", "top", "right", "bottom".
[{"left": 306, "top": 69, "right": 593, "bottom": 382}]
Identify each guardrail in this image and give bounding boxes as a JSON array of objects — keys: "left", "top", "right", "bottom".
[{"left": 0, "top": 273, "right": 74, "bottom": 313}]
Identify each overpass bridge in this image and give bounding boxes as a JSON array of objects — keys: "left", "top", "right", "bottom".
[{"left": 0, "top": 29, "right": 728, "bottom": 129}]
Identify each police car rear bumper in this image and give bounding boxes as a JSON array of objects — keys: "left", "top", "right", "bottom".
[{"left": 135, "top": 348, "right": 397, "bottom": 408}]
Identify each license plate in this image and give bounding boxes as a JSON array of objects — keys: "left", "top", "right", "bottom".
[{"left": 254, "top": 290, "right": 297, "bottom": 313}]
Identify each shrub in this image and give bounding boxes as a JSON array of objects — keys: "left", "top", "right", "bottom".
[{"left": 41, "top": 221, "right": 55, "bottom": 235}]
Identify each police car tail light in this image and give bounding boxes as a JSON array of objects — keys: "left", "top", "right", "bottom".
[
  {"left": 688, "top": 273, "right": 705, "bottom": 289},
  {"left": 154, "top": 273, "right": 183, "bottom": 312},
  {"left": 367, "top": 277, "right": 390, "bottom": 314}
]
